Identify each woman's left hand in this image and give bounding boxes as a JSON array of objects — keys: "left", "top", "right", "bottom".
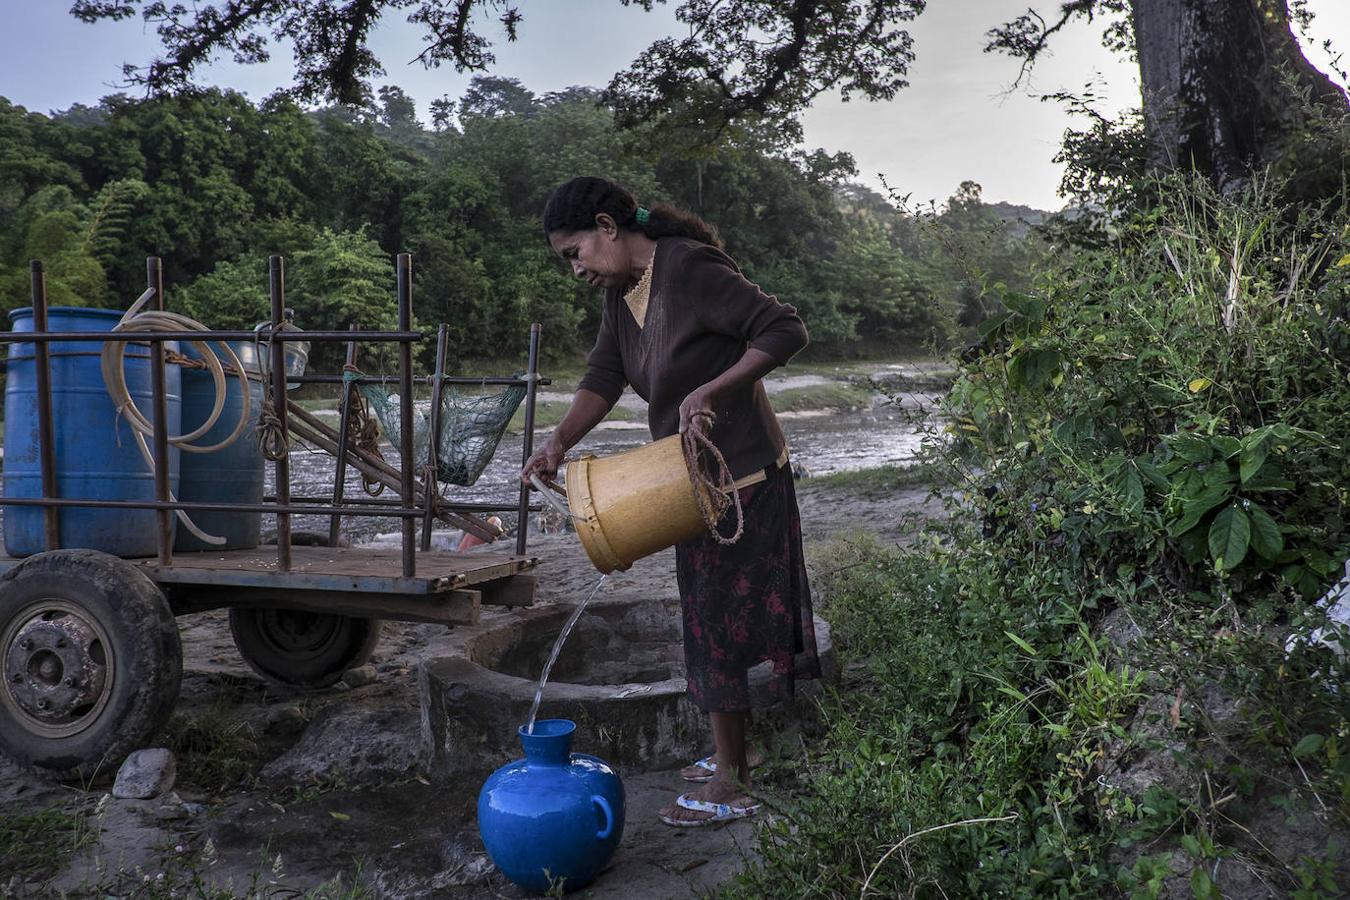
[{"left": 678, "top": 385, "right": 718, "bottom": 437}]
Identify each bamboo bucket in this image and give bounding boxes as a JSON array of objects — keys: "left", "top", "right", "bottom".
[{"left": 534, "top": 435, "right": 717, "bottom": 574}]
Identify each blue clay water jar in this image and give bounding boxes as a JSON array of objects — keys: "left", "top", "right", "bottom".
[{"left": 477, "top": 719, "right": 625, "bottom": 894}]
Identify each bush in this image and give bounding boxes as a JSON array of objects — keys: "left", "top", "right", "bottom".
[{"left": 727, "top": 178, "right": 1350, "bottom": 898}]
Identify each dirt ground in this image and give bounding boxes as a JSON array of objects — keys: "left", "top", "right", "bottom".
[{"left": 0, "top": 478, "right": 939, "bottom": 899}]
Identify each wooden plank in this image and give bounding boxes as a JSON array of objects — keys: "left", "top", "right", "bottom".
[
  {"left": 135, "top": 545, "right": 534, "bottom": 594},
  {"left": 480, "top": 574, "right": 537, "bottom": 607},
  {"left": 0, "top": 546, "right": 537, "bottom": 598},
  {"left": 169, "top": 585, "right": 481, "bottom": 626}
]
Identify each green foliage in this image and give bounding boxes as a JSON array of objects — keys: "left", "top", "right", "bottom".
[
  {"left": 0, "top": 803, "right": 95, "bottom": 885},
  {"left": 952, "top": 177, "right": 1348, "bottom": 601},
  {"left": 0, "top": 83, "right": 1038, "bottom": 368},
  {"left": 160, "top": 690, "right": 265, "bottom": 793},
  {"left": 728, "top": 178, "right": 1350, "bottom": 897}
]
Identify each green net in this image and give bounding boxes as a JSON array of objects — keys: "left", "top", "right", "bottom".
[{"left": 357, "top": 377, "right": 527, "bottom": 486}]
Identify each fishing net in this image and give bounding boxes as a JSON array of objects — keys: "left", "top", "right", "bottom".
[{"left": 357, "top": 377, "right": 527, "bottom": 486}]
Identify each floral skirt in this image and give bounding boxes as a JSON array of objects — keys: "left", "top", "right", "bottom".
[{"left": 675, "top": 462, "right": 820, "bottom": 713}]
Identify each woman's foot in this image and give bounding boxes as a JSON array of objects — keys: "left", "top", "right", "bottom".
[
  {"left": 658, "top": 777, "right": 759, "bottom": 826},
  {"left": 680, "top": 747, "right": 766, "bottom": 782}
]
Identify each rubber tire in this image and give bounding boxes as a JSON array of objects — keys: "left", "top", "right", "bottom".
[
  {"left": 0, "top": 550, "right": 182, "bottom": 778},
  {"left": 228, "top": 608, "right": 380, "bottom": 689}
]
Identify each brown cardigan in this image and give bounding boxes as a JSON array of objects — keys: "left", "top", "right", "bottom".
[{"left": 577, "top": 237, "right": 809, "bottom": 481}]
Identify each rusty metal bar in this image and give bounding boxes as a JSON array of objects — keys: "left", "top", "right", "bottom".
[
  {"left": 0, "top": 330, "right": 421, "bottom": 343},
  {"left": 287, "top": 403, "right": 498, "bottom": 538},
  {"left": 329, "top": 326, "right": 360, "bottom": 548},
  {"left": 397, "top": 253, "right": 416, "bottom": 577},
  {"left": 273, "top": 495, "right": 543, "bottom": 513},
  {"left": 146, "top": 258, "right": 173, "bottom": 566},
  {"left": 269, "top": 256, "right": 292, "bottom": 572},
  {"left": 421, "top": 323, "right": 449, "bottom": 551},
  {"left": 29, "top": 261, "right": 60, "bottom": 551},
  {"left": 285, "top": 374, "right": 548, "bottom": 386},
  {"left": 0, "top": 496, "right": 427, "bottom": 516},
  {"left": 516, "top": 323, "right": 542, "bottom": 556}
]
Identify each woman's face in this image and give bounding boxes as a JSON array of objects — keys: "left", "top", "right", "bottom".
[{"left": 549, "top": 216, "right": 629, "bottom": 289}]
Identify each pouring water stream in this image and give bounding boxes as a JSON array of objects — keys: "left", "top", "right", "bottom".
[{"left": 525, "top": 572, "right": 609, "bottom": 734}]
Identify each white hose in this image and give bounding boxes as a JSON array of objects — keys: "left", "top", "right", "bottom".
[{"left": 100, "top": 289, "right": 255, "bottom": 546}]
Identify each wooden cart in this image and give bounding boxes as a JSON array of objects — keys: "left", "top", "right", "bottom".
[{"left": 0, "top": 255, "right": 546, "bottom": 775}]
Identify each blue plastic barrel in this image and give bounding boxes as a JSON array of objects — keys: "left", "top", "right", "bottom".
[
  {"left": 173, "top": 341, "right": 265, "bottom": 552},
  {"left": 3, "top": 307, "right": 181, "bottom": 558}
]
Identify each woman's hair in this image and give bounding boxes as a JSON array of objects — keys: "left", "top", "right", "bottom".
[{"left": 543, "top": 176, "right": 722, "bottom": 248}]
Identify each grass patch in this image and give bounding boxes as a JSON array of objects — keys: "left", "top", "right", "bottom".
[
  {"left": 507, "top": 400, "right": 638, "bottom": 433},
  {"left": 805, "top": 463, "right": 934, "bottom": 493},
  {"left": 0, "top": 804, "right": 94, "bottom": 886},
  {"left": 160, "top": 693, "right": 264, "bottom": 793},
  {"left": 770, "top": 382, "right": 874, "bottom": 413},
  {"left": 773, "top": 356, "right": 940, "bottom": 374},
  {"left": 76, "top": 840, "right": 373, "bottom": 899}
]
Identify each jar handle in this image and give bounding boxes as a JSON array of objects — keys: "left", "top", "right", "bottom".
[{"left": 592, "top": 794, "right": 615, "bottom": 840}]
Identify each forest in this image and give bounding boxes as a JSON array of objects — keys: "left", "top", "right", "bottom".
[{"left": 0, "top": 80, "right": 1040, "bottom": 369}]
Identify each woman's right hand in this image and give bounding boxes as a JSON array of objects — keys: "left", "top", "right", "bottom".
[{"left": 520, "top": 437, "right": 565, "bottom": 486}]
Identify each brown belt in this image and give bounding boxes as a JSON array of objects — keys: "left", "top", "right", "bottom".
[{"left": 731, "top": 446, "right": 791, "bottom": 490}]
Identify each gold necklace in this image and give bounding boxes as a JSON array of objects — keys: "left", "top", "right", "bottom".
[{"left": 623, "top": 261, "right": 653, "bottom": 328}]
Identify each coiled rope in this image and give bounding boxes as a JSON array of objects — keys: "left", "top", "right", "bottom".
[
  {"left": 681, "top": 411, "right": 743, "bottom": 545},
  {"left": 100, "top": 288, "right": 254, "bottom": 546},
  {"left": 342, "top": 366, "right": 387, "bottom": 495}
]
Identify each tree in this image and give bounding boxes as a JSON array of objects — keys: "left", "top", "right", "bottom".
[
  {"left": 69, "top": 1, "right": 924, "bottom": 139},
  {"left": 987, "top": 1, "right": 1348, "bottom": 194},
  {"left": 72, "top": 1, "right": 1347, "bottom": 198}
]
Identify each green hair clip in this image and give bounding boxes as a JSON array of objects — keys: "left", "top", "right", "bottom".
[{"left": 635, "top": 207, "right": 650, "bottom": 224}]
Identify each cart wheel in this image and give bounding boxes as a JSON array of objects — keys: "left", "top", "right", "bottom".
[
  {"left": 0, "top": 550, "right": 182, "bottom": 778},
  {"left": 229, "top": 608, "right": 381, "bottom": 688}
]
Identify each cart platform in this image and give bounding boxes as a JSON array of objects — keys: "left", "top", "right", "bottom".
[{"left": 0, "top": 546, "right": 538, "bottom": 626}]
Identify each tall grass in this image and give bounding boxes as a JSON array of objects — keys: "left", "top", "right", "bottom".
[{"left": 726, "top": 178, "right": 1350, "bottom": 897}]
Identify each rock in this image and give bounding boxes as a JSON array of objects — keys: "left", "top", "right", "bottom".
[
  {"left": 261, "top": 689, "right": 426, "bottom": 782},
  {"left": 1100, "top": 606, "right": 1143, "bottom": 652},
  {"left": 342, "top": 665, "right": 378, "bottom": 688},
  {"left": 447, "top": 853, "right": 495, "bottom": 885},
  {"left": 1099, "top": 693, "right": 1196, "bottom": 802},
  {"left": 265, "top": 704, "right": 307, "bottom": 735},
  {"left": 112, "top": 748, "right": 177, "bottom": 800},
  {"left": 152, "top": 791, "right": 188, "bottom": 821}
]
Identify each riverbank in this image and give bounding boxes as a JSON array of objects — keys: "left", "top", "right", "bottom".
[
  {"left": 0, "top": 361, "right": 951, "bottom": 898},
  {"left": 0, "top": 462, "right": 944, "bottom": 898}
]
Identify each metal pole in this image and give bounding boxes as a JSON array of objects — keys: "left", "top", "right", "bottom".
[
  {"left": 421, "top": 323, "right": 449, "bottom": 551},
  {"left": 328, "top": 326, "right": 359, "bottom": 547},
  {"left": 29, "top": 261, "right": 60, "bottom": 551},
  {"left": 146, "top": 258, "right": 173, "bottom": 566},
  {"left": 269, "top": 256, "right": 292, "bottom": 572},
  {"left": 397, "top": 254, "right": 416, "bottom": 577},
  {"left": 516, "top": 323, "right": 542, "bottom": 556}
]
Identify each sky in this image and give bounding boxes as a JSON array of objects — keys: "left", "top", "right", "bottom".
[{"left": 1, "top": 1, "right": 1347, "bottom": 211}]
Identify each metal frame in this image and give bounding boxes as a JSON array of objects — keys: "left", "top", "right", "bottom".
[{"left": 1, "top": 255, "right": 547, "bottom": 614}]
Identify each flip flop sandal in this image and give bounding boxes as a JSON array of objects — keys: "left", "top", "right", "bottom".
[
  {"left": 682, "top": 756, "right": 717, "bottom": 782},
  {"left": 658, "top": 793, "right": 761, "bottom": 827},
  {"left": 682, "top": 754, "right": 764, "bottom": 782}
]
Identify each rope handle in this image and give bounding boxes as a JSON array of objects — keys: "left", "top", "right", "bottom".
[{"left": 681, "top": 412, "right": 744, "bottom": 546}]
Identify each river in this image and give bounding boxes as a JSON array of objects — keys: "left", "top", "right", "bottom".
[{"left": 278, "top": 371, "right": 946, "bottom": 547}]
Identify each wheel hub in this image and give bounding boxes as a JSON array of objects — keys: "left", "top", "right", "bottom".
[
  {"left": 5, "top": 609, "right": 108, "bottom": 726},
  {"left": 257, "top": 609, "right": 343, "bottom": 657}
]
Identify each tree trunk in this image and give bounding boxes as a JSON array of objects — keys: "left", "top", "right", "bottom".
[{"left": 1131, "top": 0, "right": 1347, "bottom": 191}]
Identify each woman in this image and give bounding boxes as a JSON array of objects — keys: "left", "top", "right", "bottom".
[{"left": 521, "top": 176, "right": 819, "bottom": 827}]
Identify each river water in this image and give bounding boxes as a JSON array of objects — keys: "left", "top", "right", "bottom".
[{"left": 278, "top": 381, "right": 944, "bottom": 547}]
